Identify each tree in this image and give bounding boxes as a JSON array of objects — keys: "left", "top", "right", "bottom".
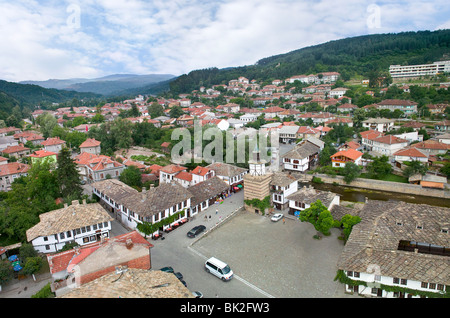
[
  {"left": 169, "top": 105, "right": 184, "bottom": 118},
  {"left": 343, "top": 162, "right": 361, "bottom": 184},
  {"left": 148, "top": 102, "right": 165, "bottom": 118},
  {"left": 440, "top": 162, "right": 450, "bottom": 178},
  {"left": 119, "top": 165, "right": 143, "bottom": 189},
  {"left": 56, "top": 147, "right": 83, "bottom": 199},
  {"left": 299, "top": 200, "right": 335, "bottom": 236},
  {"left": 367, "top": 155, "right": 392, "bottom": 179},
  {"left": 341, "top": 214, "right": 361, "bottom": 242},
  {"left": 352, "top": 108, "right": 366, "bottom": 128},
  {"left": 36, "top": 113, "right": 57, "bottom": 138},
  {"left": 403, "top": 161, "right": 428, "bottom": 178},
  {"left": 22, "top": 257, "right": 43, "bottom": 281},
  {"left": 0, "top": 261, "right": 14, "bottom": 286}
]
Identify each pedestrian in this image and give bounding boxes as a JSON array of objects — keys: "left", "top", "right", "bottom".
[
  {"left": 216, "top": 209, "right": 218, "bottom": 215},
  {"left": 283, "top": 217, "right": 285, "bottom": 225}
]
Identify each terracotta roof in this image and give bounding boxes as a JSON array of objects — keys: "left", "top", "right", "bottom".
[
  {"left": 80, "top": 138, "right": 101, "bottom": 148},
  {"left": 29, "top": 149, "right": 58, "bottom": 158},
  {"left": 0, "top": 162, "right": 30, "bottom": 177},
  {"left": 174, "top": 171, "right": 193, "bottom": 182},
  {"left": 191, "top": 166, "right": 211, "bottom": 176},
  {"left": 1, "top": 145, "right": 30, "bottom": 154},
  {"left": 372, "top": 135, "right": 408, "bottom": 145},
  {"left": 411, "top": 140, "right": 450, "bottom": 150},
  {"left": 47, "top": 231, "right": 152, "bottom": 275},
  {"left": 41, "top": 137, "right": 66, "bottom": 146},
  {"left": 377, "top": 99, "right": 417, "bottom": 106},
  {"left": 360, "top": 130, "right": 383, "bottom": 140},
  {"left": 331, "top": 149, "right": 363, "bottom": 161},
  {"left": 160, "top": 164, "right": 187, "bottom": 174},
  {"left": 393, "top": 147, "right": 428, "bottom": 158}
]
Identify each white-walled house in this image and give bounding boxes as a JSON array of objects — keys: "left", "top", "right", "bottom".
[
  {"left": 26, "top": 201, "right": 113, "bottom": 254},
  {"left": 270, "top": 172, "right": 298, "bottom": 210},
  {"left": 191, "top": 166, "right": 215, "bottom": 185},
  {"left": 286, "top": 186, "right": 340, "bottom": 217},
  {"left": 370, "top": 135, "right": 409, "bottom": 156},
  {"left": 337, "top": 200, "right": 449, "bottom": 298},
  {"left": 281, "top": 140, "right": 321, "bottom": 172},
  {"left": 392, "top": 147, "right": 428, "bottom": 163},
  {"left": 92, "top": 180, "right": 192, "bottom": 234},
  {"left": 330, "top": 149, "right": 364, "bottom": 168},
  {"left": 362, "top": 118, "right": 395, "bottom": 133}
]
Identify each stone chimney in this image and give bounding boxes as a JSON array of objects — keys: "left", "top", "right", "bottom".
[{"left": 72, "top": 200, "right": 79, "bottom": 206}]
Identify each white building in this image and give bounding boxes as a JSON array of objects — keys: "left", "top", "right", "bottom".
[
  {"left": 281, "top": 140, "right": 321, "bottom": 172},
  {"left": 92, "top": 180, "right": 192, "bottom": 233},
  {"left": 286, "top": 186, "right": 340, "bottom": 217},
  {"left": 370, "top": 135, "right": 409, "bottom": 156},
  {"left": 270, "top": 172, "right": 298, "bottom": 210},
  {"left": 337, "top": 200, "right": 449, "bottom": 298},
  {"left": 26, "top": 201, "right": 113, "bottom": 254},
  {"left": 389, "top": 60, "right": 450, "bottom": 78},
  {"left": 240, "top": 113, "right": 258, "bottom": 123},
  {"left": 362, "top": 118, "right": 395, "bottom": 133}
]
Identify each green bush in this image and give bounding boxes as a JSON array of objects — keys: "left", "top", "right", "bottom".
[{"left": 31, "top": 282, "right": 55, "bottom": 298}]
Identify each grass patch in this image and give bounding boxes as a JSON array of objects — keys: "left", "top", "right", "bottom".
[{"left": 360, "top": 173, "right": 409, "bottom": 183}]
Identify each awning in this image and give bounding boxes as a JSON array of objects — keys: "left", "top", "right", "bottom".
[{"left": 8, "top": 255, "right": 18, "bottom": 262}]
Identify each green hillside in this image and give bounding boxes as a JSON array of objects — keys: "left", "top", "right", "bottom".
[
  {"left": 168, "top": 30, "right": 450, "bottom": 95},
  {"left": 0, "top": 80, "right": 101, "bottom": 107}
]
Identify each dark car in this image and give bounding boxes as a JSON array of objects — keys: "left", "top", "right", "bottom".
[
  {"left": 160, "top": 266, "right": 174, "bottom": 273},
  {"left": 187, "top": 225, "right": 206, "bottom": 238},
  {"left": 174, "top": 272, "right": 183, "bottom": 280}
]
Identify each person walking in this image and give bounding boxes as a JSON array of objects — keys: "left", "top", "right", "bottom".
[
  {"left": 216, "top": 209, "right": 218, "bottom": 215},
  {"left": 283, "top": 217, "right": 286, "bottom": 225}
]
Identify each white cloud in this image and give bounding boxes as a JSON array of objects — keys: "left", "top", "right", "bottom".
[{"left": 0, "top": 0, "right": 448, "bottom": 82}]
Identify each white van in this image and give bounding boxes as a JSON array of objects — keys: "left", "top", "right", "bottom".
[{"left": 204, "top": 257, "right": 233, "bottom": 281}]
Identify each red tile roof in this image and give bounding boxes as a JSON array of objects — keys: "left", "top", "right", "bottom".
[
  {"left": 331, "top": 149, "right": 363, "bottom": 161},
  {"left": 79, "top": 138, "right": 101, "bottom": 148},
  {"left": 41, "top": 137, "right": 65, "bottom": 146},
  {"left": 0, "top": 162, "right": 30, "bottom": 177}
]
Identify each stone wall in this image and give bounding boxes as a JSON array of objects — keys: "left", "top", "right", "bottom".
[{"left": 298, "top": 173, "right": 450, "bottom": 199}]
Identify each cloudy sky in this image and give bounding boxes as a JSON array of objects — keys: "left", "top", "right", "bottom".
[{"left": 0, "top": 0, "right": 449, "bottom": 82}]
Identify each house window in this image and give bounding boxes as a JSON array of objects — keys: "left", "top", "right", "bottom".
[
  {"left": 429, "top": 283, "right": 436, "bottom": 289},
  {"left": 354, "top": 272, "right": 360, "bottom": 278},
  {"left": 103, "top": 222, "right": 108, "bottom": 227},
  {"left": 421, "top": 282, "right": 428, "bottom": 288},
  {"left": 400, "top": 279, "right": 407, "bottom": 285},
  {"left": 43, "top": 236, "right": 48, "bottom": 241},
  {"left": 66, "top": 231, "right": 72, "bottom": 238},
  {"left": 437, "top": 284, "right": 444, "bottom": 291},
  {"left": 347, "top": 271, "right": 353, "bottom": 277},
  {"left": 60, "top": 233, "right": 65, "bottom": 240},
  {"left": 45, "top": 245, "right": 50, "bottom": 250},
  {"left": 393, "top": 277, "right": 400, "bottom": 284}
]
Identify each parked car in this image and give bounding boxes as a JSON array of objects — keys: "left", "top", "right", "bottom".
[
  {"left": 192, "top": 291, "right": 203, "bottom": 298},
  {"left": 271, "top": 213, "right": 283, "bottom": 222},
  {"left": 187, "top": 225, "right": 206, "bottom": 238},
  {"left": 174, "top": 272, "right": 183, "bottom": 280},
  {"left": 160, "top": 266, "right": 174, "bottom": 273}
]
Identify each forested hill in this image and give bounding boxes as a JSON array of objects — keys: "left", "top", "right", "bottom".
[
  {"left": 168, "top": 30, "right": 450, "bottom": 95},
  {"left": 0, "top": 80, "right": 101, "bottom": 107}
]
